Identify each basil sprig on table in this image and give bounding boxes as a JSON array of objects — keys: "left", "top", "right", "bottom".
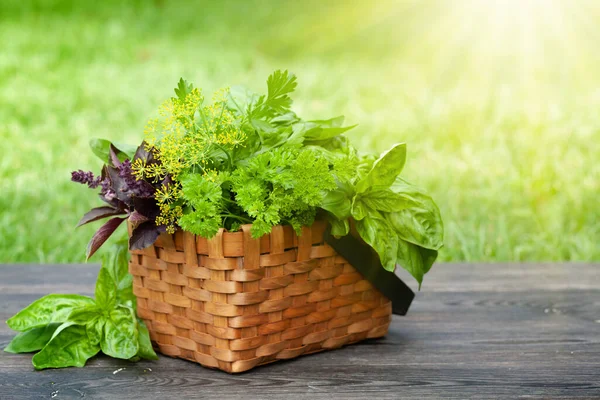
[{"left": 4, "top": 242, "right": 157, "bottom": 369}]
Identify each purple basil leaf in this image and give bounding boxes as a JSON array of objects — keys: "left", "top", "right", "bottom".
[
  {"left": 128, "top": 210, "right": 149, "bottom": 226},
  {"left": 106, "top": 166, "right": 132, "bottom": 205},
  {"left": 133, "top": 142, "right": 151, "bottom": 162},
  {"left": 133, "top": 141, "right": 160, "bottom": 168},
  {"left": 77, "top": 206, "right": 126, "bottom": 227},
  {"left": 86, "top": 217, "right": 126, "bottom": 260},
  {"left": 109, "top": 144, "right": 122, "bottom": 168},
  {"left": 134, "top": 179, "right": 156, "bottom": 198},
  {"left": 98, "top": 193, "right": 128, "bottom": 212},
  {"left": 132, "top": 197, "right": 160, "bottom": 219},
  {"left": 129, "top": 221, "right": 165, "bottom": 250},
  {"left": 162, "top": 175, "right": 173, "bottom": 187}
]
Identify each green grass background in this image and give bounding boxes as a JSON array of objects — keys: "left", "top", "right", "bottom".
[{"left": 1, "top": 0, "right": 599, "bottom": 263}]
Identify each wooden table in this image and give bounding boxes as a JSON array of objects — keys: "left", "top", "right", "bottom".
[{"left": 1, "top": 263, "right": 598, "bottom": 399}]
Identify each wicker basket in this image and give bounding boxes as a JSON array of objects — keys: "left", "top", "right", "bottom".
[{"left": 128, "top": 220, "right": 392, "bottom": 373}]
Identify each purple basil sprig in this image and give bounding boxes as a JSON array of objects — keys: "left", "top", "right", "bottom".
[
  {"left": 72, "top": 142, "right": 165, "bottom": 259},
  {"left": 71, "top": 170, "right": 103, "bottom": 189}
]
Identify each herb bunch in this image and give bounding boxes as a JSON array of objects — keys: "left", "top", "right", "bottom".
[
  {"left": 5, "top": 242, "right": 157, "bottom": 369},
  {"left": 72, "top": 70, "right": 443, "bottom": 286}
]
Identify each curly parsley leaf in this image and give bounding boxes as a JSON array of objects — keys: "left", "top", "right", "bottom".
[
  {"left": 232, "top": 147, "right": 336, "bottom": 237},
  {"left": 178, "top": 174, "right": 225, "bottom": 238}
]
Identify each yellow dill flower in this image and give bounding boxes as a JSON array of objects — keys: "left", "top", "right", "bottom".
[
  {"left": 141, "top": 82, "right": 246, "bottom": 188},
  {"left": 202, "top": 168, "right": 219, "bottom": 183},
  {"left": 131, "top": 159, "right": 148, "bottom": 180},
  {"left": 155, "top": 185, "right": 179, "bottom": 204}
]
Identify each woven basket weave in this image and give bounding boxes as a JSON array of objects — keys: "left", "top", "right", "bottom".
[{"left": 128, "top": 220, "right": 392, "bottom": 373}]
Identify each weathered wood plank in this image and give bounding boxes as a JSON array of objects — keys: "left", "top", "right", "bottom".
[{"left": 0, "top": 264, "right": 598, "bottom": 399}]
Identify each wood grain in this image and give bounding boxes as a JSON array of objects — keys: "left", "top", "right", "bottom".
[{"left": 0, "top": 263, "right": 598, "bottom": 399}]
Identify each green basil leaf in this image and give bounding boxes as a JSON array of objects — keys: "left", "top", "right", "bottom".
[
  {"left": 328, "top": 216, "right": 350, "bottom": 237},
  {"left": 112, "top": 142, "right": 138, "bottom": 160},
  {"left": 320, "top": 189, "right": 352, "bottom": 220},
  {"left": 418, "top": 246, "right": 438, "bottom": 275},
  {"left": 388, "top": 207, "right": 443, "bottom": 250},
  {"left": 136, "top": 320, "right": 158, "bottom": 360},
  {"left": 67, "top": 305, "right": 102, "bottom": 324},
  {"left": 388, "top": 181, "right": 444, "bottom": 250},
  {"left": 32, "top": 324, "right": 100, "bottom": 370},
  {"left": 86, "top": 316, "right": 106, "bottom": 346},
  {"left": 103, "top": 241, "right": 136, "bottom": 307},
  {"left": 358, "top": 189, "right": 420, "bottom": 213},
  {"left": 396, "top": 238, "right": 427, "bottom": 288},
  {"left": 7, "top": 294, "right": 95, "bottom": 332},
  {"left": 351, "top": 197, "right": 386, "bottom": 221},
  {"left": 95, "top": 268, "right": 117, "bottom": 310},
  {"left": 4, "top": 323, "right": 61, "bottom": 353},
  {"left": 350, "top": 197, "right": 369, "bottom": 221},
  {"left": 355, "top": 216, "right": 398, "bottom": 271},
  {"left": 101, "top": 307, "right": 139, "bottom": 359},
  {"left": 356, "top": 143, "right": 407, "bottom": 193},
  {"left": 89, "top": 138, "right": 113, "bottom": 163},
  {"left": 89, "top": 138, "right": 135, "bottom": 165},
  {"left": 116, "top": 274, "right": 135, "bottom": 307},
  {"left": 356, "top": 154, "right": 377, "bottom": 182},
  {"left": 395, "top": 240, "right": 437, "bottom": 289}
]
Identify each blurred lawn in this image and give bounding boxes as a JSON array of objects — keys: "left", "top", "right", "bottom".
[{"left": 1, "top": 0, "right": 599, "bottom": 263}]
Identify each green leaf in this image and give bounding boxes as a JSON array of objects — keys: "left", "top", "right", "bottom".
[
  {"left": 7, "top": 294, "right": 95, "bottom": 332},
  {"left": 328, "top": 217, "right": 350, "bottom": 237},
  {"left": 351, "top": 196, "right": 385, "bottom": 221},
  {"left": 396, "top": 238, "right": 427, "bottom": 288},
  {"left": 86, "top": 316, "right": 106, "bottom": 346},
  {"left": 174, "top": 77, "right": 193, "bottom": 101},
  {"left": 350, "top": 196, "right": 370, "bottom": 221},
  {"left": 308, "top": 115, "right": 345, "bottom": 129},
  {"left": 355, "top": 216, "right": 398, "bottom": 271},
  {"left": 116, "top": 274, "right": 134, "bottom": 307},
  {"left": 358, "top": 189, "right": 420, "bottom": 213},
  {"left": 320, "top": 189, "right": 352, "bottom": 220},
  {"left": 388, "top": 180, "right": 444, "bottom": 250},
  {"left": 356, "top": 143, "right": 407, "bottom": 193},
  {"left": 101, "top": 307, "right": 139, "bottom": 360},
  {"left": 4, "top": 323, "right": 61, "bottom": 353},
  {"left": 418, "top": 246, "right": 438, "bottom": 275},
  {"left": 394, "top": 240, "right": 437, "bottom": 289},
  {"left": 95, "top": 268, "right": 117, "bottom": 310},
  {"left": 265, "top": 69, "right": 297, "bottom": 113},
  {"left": 136, "top": 320, "right": 158, "bottom": 360},
  {"left": 89, "top": 138, "right": 135, "bottom": 165},
  {"left": 300, "top": 116, "right": 357, "bottom": 142},
  {"left": 102, "top": 241, "right": 135, "bottom": 307},
  {"left": 32, "top": 324, "right": 100, "bottom": 370},
  {"left": 112, "top": 142, "right": 138, "bottom": 160},
  {"left": 67, "top": 305, "right": 102, "bottom": 325}
]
